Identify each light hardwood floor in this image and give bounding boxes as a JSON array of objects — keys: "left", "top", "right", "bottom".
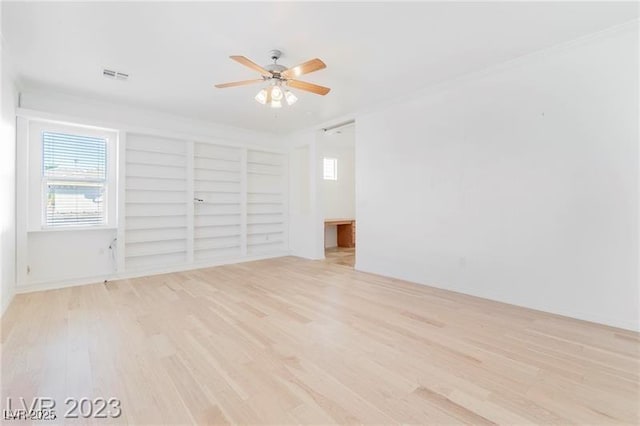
[
  {"left": 324, "top": 247, "right": 355, "bottom": 268},
  {"left": 2, "top": 256, "right": 639, "bottom": 425}
]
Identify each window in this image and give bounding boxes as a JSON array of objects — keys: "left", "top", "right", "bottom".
[
  {"left": 323, "top": 157, "right": 338, "bottom": 180},
  {"left": 42, "top": 131, "right": 108, "bottom": 227}
]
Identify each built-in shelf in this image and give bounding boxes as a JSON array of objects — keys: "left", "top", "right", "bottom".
[
  {"left": 247, "top": 171, "right": 282, "bottom": 176},
  {"left": 195, "top": 242, "right": 241, "bottom": 251},
  {"left": 126, "top": 213, "right": 186, "bottom": 218},
  {"left": 247, "top": 161, "right": 283, "bottom": 167},
  {"left": 126, "top": 225, "right": 188, "bottom": 231},
  {"left": 247, "top": 221, "right": 284, "bottom": 226},
  {"left": 248, "top": 191, "right": 282, "bottom": 195},
  {"left": 126, "top": 201, "right": 186, "bottom": 205},
  {"left": 126, "top": 174, "right": 187, "bottom": 181},
  {"left": 126, "top": 147, "right": 187, "bottom": 156},
  {"left": 126, "top": 236, "right": 186, "bottom": 244},
  {"left": 193, "top": 166, "right": 240, "bottom": 173},
  {"left": 248, "top": 230, "right": 284, "bottom": 236},
  {"left": 194, "top": 154, "right": 241, "bottom": 162},
  {"left": 126, "top": 248, "right": 187, "bottom": 258},
  {"left": 194, "top": 224, "right": 239, "bottom": 229},
  {"left": 194, "top": 178, "right": 241, "bottom": 183},
  {"left": 248, "top": 240, "right": 284, "bottom": 246},
  {"left": 194, "top": 233, "right": 241, "bottom": 240},
  {"left": 195, "top": 201, "right": 241, "bottom": 206},
  {"left": 125, "top": 187, "right": 186, "bottom": 192},
  {"left": 127, "top": 161, "right": 186, "bottom": 169},
  {"left": 194, "top": 190, "right": 240, "bottom": 195}
]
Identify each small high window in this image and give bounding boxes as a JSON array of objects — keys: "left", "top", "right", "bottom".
[{"left": 323, "top": 157, "right": 337, "bottom": 181}]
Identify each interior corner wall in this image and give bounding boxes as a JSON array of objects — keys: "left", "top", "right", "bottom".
[
  {"left": 288, "top": 130, "right": 323, "bottom": 259},
  {"left": 0, "top": 33, "right": 18, "bottom": 315},
  {"left": 355, "top": 24, "right": 639, "bottom": 331}
]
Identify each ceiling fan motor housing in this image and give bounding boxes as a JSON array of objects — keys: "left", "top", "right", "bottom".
[
  {"left": 266, "top": 63, "right": 287, "bottom": 74},
  {"left": 266, "top": 50, "right": 287, "bottom": 78}
]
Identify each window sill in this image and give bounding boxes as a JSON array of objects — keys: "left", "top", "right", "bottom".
[{"left": 27, "top": 226, "right": 117, "bottom": 233}]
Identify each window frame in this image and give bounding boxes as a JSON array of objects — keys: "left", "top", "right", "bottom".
[
  {"left": 41, "top": 131, "right": 109, "bottom": 228},
  {"left": 28, "top": 121, "right": 118, "bottom": 231}
]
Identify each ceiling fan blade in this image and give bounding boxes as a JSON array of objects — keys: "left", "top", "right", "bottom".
[
  {"left": 281, "top": 58, "right": 326, "bottom": 79},
  {"left": 287, "top": 80, "right": 331, "bottom": 96},
  {"left": 230, "top": 55, "right": 271, "bottom": 76},
  {"left": 214, "top": 79, "right": 263, "bottom": 89}
]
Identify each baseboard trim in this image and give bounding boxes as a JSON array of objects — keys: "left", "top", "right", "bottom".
[
  {"left": 16, "top": 251, "right": 292, "bottom": 294},
  {"left": 354, "top": 262, "right": 640, "bottom": 333}
]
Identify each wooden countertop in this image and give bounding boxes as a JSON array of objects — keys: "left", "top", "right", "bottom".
[{"left": 324, "top": 219, "right": 355, "bottom": 226}]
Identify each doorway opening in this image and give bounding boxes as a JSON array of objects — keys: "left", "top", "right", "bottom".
[{"left": 320, "top": 122, "right": 355, "bottom": 267}]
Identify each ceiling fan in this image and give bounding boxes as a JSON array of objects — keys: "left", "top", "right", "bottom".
[{"left": 214, "top": 49, "right": 330, "bottom": 108}]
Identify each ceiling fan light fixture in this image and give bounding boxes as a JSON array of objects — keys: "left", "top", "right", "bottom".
[
  {"left": 271, "top": 99, "right": 282, "bottom": 109},
  {"left": 285, "top": 90, "right": 298, "bottom": 106},
  {"left": 271, "top": 85, "right": 283, "bottom": 101},
  {"left": 255, "top": 88, "right": 268, "bottom": 105}
]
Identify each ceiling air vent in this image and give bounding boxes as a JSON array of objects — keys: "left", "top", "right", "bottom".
[{"left": 103, "top": 69, "right": 129, "bottom": 81}]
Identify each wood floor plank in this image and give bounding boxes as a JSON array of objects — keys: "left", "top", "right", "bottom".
[{"left": 2, "top": 256, "right": 638, "bottom": 424}]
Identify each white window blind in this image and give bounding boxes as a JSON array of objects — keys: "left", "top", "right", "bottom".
[
  {"left": 323, "top": 157, "right": 337, "bottom": 180},
  {"left": 42, "top": 131, "right": 108, "bottom": 227}
]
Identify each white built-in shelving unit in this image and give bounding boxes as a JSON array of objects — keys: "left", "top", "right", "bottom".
[
  {"left": 124, "top": 134, "right": 190, "bottom": 270},
  {"left": 247, "top": 150, "right": 287, "bottom": 255},
  {"left": 123, "top": 134, "right": 287, "bottom": 274},
  {"left": 193, "top": 142, "right": 243, "bottom": 261}
]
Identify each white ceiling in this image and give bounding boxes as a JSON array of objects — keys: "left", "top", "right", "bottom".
[{"left": 3, "top": 2, "right": 638, "bottom": 134}]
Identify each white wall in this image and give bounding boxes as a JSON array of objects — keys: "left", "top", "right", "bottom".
[
  {"left": 27, "top": 230, "right": 116, "bottom": 285},
  {"left": 0, "top": 14, "right": 19, "bottom": 315},
  {"left": 288, "top": 130, "right": 323, "bottom": 259},
  {"left": 319, "top": 126, "right": 355, "bottom": 248},
  {"left": 356, "top": 23, "right": 639, "bottom": 331}
]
